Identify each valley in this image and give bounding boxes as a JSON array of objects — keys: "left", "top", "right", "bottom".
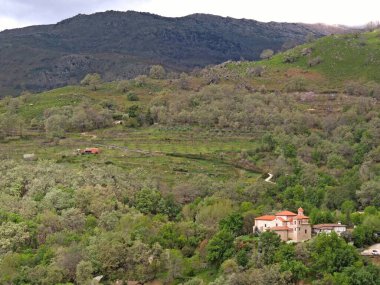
[{"left": 0, "top": 19, "right": 379, "bottom": 285}]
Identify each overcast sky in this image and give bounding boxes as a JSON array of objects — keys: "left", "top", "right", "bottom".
[{"left": 1, "top": 0, "right": 380, "bottom": 31}]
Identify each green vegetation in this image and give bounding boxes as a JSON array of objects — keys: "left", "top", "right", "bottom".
[
  {"left": 0, "top": 31, "right": 380, "bottom": 284},
  {"left": 225, "top": 30, "right": 380, "bottom": 94}
]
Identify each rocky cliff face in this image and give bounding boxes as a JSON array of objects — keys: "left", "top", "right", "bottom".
[{"left": 0, "top": 11, "right": 331, "bottom": 95}]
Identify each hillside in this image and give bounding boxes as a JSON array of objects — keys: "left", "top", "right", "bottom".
[
  {"left": 0, "top": 10, "right": 335, "bottom": 96},
  {"left": 214, "top": 29, "right": 380, "bottom": 95},
  {"left": 0, "top": 29, "right": 379, "bottom": 284}
]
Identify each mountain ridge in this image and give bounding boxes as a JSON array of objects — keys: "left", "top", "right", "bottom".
[{"left": 0, "top": 10, "right": 351, "bottom": 95}]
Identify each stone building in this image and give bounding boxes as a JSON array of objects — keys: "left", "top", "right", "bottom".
[{"left": 254, "top": 208, "right": 312, "bottom": 242}]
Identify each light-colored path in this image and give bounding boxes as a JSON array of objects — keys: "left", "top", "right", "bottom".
[
  {"left": 265, "top": 173, "right": 275, "bottom": 183},
  {"left": 361, "top": 243, "right": 380, "bottom": 255}
]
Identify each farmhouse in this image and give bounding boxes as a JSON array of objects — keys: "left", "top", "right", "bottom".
[
  {"left": 254, "top": 208, "right": 311, "bottom": 242},
  {"left": 312, "top": 223, "right": 347, "bottom": 235}
]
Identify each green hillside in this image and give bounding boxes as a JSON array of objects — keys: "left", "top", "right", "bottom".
[
  {"left": 223, "top": 30, "right": 380, "bottom": 94},
  {"left": 0, "top": 31, "right": 379, "bottom": 285}
]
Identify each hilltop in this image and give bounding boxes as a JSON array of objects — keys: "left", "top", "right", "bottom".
[{"left": 0, "top": 10, "right": 346, "bottom": 95}]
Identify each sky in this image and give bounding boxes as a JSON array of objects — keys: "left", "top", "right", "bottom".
[{"left": 1, "top": 0, "right": 380, "bottom": 31}]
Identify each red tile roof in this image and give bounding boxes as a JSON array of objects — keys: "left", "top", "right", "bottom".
[
  {"left": 270, "top": 226, "right": 291, "bottom": 231},
  {"left": 276, "top": 210, "right": 297, "bottom": 216},
  {"left": 255, "top": 215, "right": 276, "bottom": 221}
]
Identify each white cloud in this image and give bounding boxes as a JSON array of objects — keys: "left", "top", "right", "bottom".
[{"left": 0, "top": 0, "right": 379, "bottom": 31}]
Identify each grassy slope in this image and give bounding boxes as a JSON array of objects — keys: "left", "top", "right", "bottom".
[
  {"left": 225, "top": 30, "right": 380, "bottom": 92},
  {"left": 3, "top": 29, "right": 380, "bottom": 187},
  {"left": 0, "top": 80, "right": 262, "bottom": 187}
]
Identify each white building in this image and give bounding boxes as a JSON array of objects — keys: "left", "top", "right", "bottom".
[
  {"left": 312, "top": 223, "right": 347, "bottom": 235},
  {"left": 254, "top": 208, "right": 311, "bottom": 242}
]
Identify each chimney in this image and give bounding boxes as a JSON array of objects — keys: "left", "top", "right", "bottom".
[
  {"left": 298, "top": 207, "right": 304, "bottom": 215},
  {"left": 338, "top": 221, "right": 341, "bottom": 225}
]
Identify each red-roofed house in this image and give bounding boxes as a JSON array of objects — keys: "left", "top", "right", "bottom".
[{"left": 254, "top": 208, "right": 311, "bottom": 242}]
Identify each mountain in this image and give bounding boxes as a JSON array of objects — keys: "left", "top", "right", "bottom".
[
  {"left": 304, "top": 23, "right": 359, "bottom": 35},
  {"left": 0, "top": 10, "right": 337, "bottom": 96}
]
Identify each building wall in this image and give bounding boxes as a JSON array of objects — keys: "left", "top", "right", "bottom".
[
  {"left": 334, "top": 226, "right": 347, "bottom": 234},
  {"left": 293, "top": 223, "right": 312, "bottom": 242},
  {"left": 255, "top": 220, "right": 276, "bottom": 231},
  {"left": 255, "top": 215, "right": 312, "bottom": 242},
  {"left": 313, "top": 226, "right": 347, "bottom": 235},
  {"left": 273, "top": 230, "right": 289, "bottom": 241},
  {"left": 274, "top": 217, "right": 286, "bottom": 227}
]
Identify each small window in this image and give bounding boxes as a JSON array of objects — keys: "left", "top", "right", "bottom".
[
  {"left": 299, "top": 221, "right": 301, "bottom": 225},
  {"left": 294, "top": 228, "right": 296, "bottom": 232},
  {"left": 265, "top": 224, "right": 267, "bottom": 227},
  {"left": 276, "top": 223, "right": 278, "bottom": 226},
  {"left": 305, "top": 229, "right": 307, "bottom": 234}
]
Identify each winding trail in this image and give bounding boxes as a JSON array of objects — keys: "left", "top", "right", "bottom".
[{"left": 265, "top": 173, "right": 275, "bottom": 184}]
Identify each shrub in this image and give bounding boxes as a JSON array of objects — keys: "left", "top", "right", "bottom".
[
  {"left": 308, "top": 56, "right": 322, "bottom": 67},
  {"left": 127, "top": 93, "right": 139, "bottom": 101},
  {"left": 149, "top": 65, "right": 166, "bottom": 79},
  {"left": 283, "top": 52, "right": 299, "bottom": 63},
  {"left": 247, "top": 66, "right": 264, "bottom": 77},
  {"left": 285, "top": 77, "right": 307, "bottom": 92}
]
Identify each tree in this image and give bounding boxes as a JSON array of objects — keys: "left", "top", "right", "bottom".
[
  {"left": 356, "top": 180, "right": 380, "bottom": 207},
  {"left": 76, "top": 261, "right": 93, "bottom": 285},
  {"left": 206, "top": 230, "right": 235, "bottom": 264},
  {"left": 80, "top": 73, "right": 102, "bottom": 90},
  {"left": 149, "top": 65, "right": 166, "bottom": 79},
  {"left": 219, "top": 212, "right": 243, "bottom": 236},
  {"left": 134, "top": 189, "right": 162, "bottom": 215},
  {"left": 341, "top": 200, "right": 355, "bottom": 226},
  {"left": 258, "top": 231, "right": 282, "bottom": 265},
  {"left": 343, "top": 264, "right": 380, "bottom": 285},
  {"left": 178, "top": 72, "right": 190, "bottom": 90},
  {"left": 0, "top": 222, "right": 30, "bottom": 254},
  {"left": 260, "top": 49, "right": 274, "bottom": 60},
  {"left": 116, "top": 80, "right": 130, "bottom": 93},
  {"left": 0, "top": 113, "right": 24, "bottom": 138},
  {"left": 240, "top": 264, "right": 292, "bottom": 285},
  {"left": 310, "top": 232, "right": 358, "bottom": 275},
  {"left": 280, "top": 260, "right": 309, "bottom": 283},
  {"left": 282, "top": 40, "right": 297, "bottom": 51},
  {"left": 163, "top": 249, "right": 184, "bottom": 283},
  {"left": 44, "top": 114, "right": 68, "bottom": 138},
  {"left": 352, "top": 224, "right": 377, "bottom": 247},
  {"left": 221, "top": 259, "right": 239, "bottom": 275},
  {"left": 366, "top": 21, "right": 380, "bottom": 31}
]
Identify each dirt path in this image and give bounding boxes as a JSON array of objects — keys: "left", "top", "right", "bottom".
[
  {"left": 361, "top": 243, "right": 380, "bottom": 255},
  {"left": 265, "top": 173, "right": 275, "bottom": 183}
]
